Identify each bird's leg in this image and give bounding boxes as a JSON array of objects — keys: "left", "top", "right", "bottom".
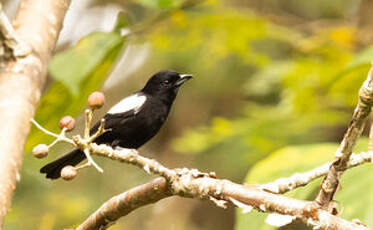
[{"left": 89, "top": 118, "right": 109, "bottom": 142}]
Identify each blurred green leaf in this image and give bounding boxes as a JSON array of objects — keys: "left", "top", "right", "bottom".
[
  {"left": 345, "top": 45, "right": 373, "bottom": 69},
  {"left": 235, "top": 138, "right": 369, "bottom": 230},
  {"left": 26, "top": 32, "right": 125, "bottom": 152},
  {"left": 327, "top": 45, "right": 373, "bottom": 90},
  {"left": 49, "top": 32, "right": 124, "bottom": 95},
  {"left": 244, "top": 144, "right": 334, "bottom": 184},
  {"left": 160, "top": 10, "right": 356, "bottom": 164},
  {"left": 114, "top": 11, "right": 131, "bottom": 32},
  {"left": 139, "top": 0, "right": 183, "bottom": 9},
  {"left": 336, "top": 163, "right": 373, "bottom": 227},
  {"left": 150, "top": 9, "right": 301, "bottom": 69}
]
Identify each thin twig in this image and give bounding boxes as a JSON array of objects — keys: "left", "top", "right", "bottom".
[
  {"left": 32, "top": 114, "right": 105, "bottom": 173},
  {"left": 30, "top": 118, "right": 60, "bottom": 138},
  {"left": 83, "top": 148, "right": 103, "bottom": 173},
  {"left": 84, "top": 109, "right": 92, "bottom": 139},
  {"left": 261, "top": 151, "right": 373, "bottom": 194},
  {"left": 75, "top": 162, "right": 91, "bottom": 171},
  {"left": 30, "top": 118, "right": 75, "bottom": 145},
  {"left": 80, "top": 109, "right": 104, "bottom": 173}
]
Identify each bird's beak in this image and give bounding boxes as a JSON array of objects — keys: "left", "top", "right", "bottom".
[{"left": 175, "top": 74, "right": 193, "bottom": 87}]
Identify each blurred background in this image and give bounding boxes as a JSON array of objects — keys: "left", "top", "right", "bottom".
[{"left": 3, "top": 0, "right": 373, "bottom": 229}]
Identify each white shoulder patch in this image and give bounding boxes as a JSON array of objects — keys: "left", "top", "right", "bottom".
[{"left": 107, "top": 93, "right": 146, "bottom": 114}]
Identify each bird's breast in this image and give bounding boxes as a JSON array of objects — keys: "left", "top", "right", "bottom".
[{"left": 115, "top": 102, "right": 170, "bottom": 149}]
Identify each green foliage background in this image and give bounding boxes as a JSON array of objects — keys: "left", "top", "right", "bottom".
[{"left": 4, "top": 0, "right": 373, "bottom": 229}]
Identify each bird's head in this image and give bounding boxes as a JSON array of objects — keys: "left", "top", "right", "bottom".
[{"left": 142, "top": 70, "right": 193, "bottom": 99}]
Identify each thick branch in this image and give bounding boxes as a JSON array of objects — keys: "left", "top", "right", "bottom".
[
  {"left": 0, "top": 0, "right": 70, "bottom": 225},
  {"left": 195, "top": 178, "right": 367, "bottom": 230},
  {"left": 84, "top": 143, "right": 176, "bottom": 180},
  {"left": 315, "top": 63, "right": 373, "bottom": 208},
  {"left": 75, "top": 171, "right": 369, "bottom": 230},
  {"left": 0, "top": 7, "right": 30, "bottom": 58},
  {"left": 76, "top": 178, "right": 171, "bottom": 230},
  {"left": 72, "top": 142, "right": 370, "bottom": 230}
]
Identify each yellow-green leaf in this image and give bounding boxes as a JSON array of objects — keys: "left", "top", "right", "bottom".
[
  {"left": 235, "top": 138, "right": 369, "bottom": 230},
  {"left": 49, "top": 32, "right": 124, "bottom": 95},
  {"left": 26, "top": 32, "right": 125, "bottom": 153}
]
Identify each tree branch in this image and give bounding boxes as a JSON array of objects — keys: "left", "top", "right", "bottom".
[
  {"left": 0, "top": 0, "right": 70, "bottom": 225},
  {"left": 0, "top": 4, "right": 30, "bottom": 59},
  {"left": 31, "top": 93, "right": 373, "bottom": 230},
  {"left": 73, "top": 153, "right": 370, "bottom": 230},
  {"left": 74, "top": 136, "right": 372, "bottom": 229},
  {"left": 76, "top": 178, "right": 171, "bottom": 230},
  {"left": 260, "top": 151, "right": 373, "bottom": 194},
  {"left": 315, "top": 62, "right": 373, "bottom": 208},
  {"left": 78, "top": 147, "right": 371, "bottom": 230}
]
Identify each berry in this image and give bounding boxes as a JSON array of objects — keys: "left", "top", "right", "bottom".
[
  {"left": 61, "top": 166, "right": 77, "bottom": 181},
  {"left": 32, "top": 144, "right": 49, "bottom": 158},
  {"left": 88, "top": 91, "right": 105, "bottom": 110},
  {"left": 59, "top": 116, "right": 75, "bottom": 131}
]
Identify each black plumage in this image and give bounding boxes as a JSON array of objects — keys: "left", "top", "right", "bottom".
[{"left": 40, "top": 70, "right": 193, "bottom": 179}]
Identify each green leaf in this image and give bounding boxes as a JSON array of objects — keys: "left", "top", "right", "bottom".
[
  {"left": 327, "top": 45, "right": 373, "bottom": 89},
  {"left": 49, "top": 32, "right": 124, "bottom": 95},
  {"left": 139, "top": 0, "right": 183, "bottom": 9},
  {"left": 336, "top": 164, "right": 373, "bottom": 227},
  {"left": 113, "top": 11, "right": 130, "bottom": 32},
  {"left": 26, "top": 32, "right": 125, "bottom": 152},
  {"left": 235, "top": 139, "right": 369, "bottom": 230},
  {"left": 345, "top": 46, "right": 373, "bottom": 69}
]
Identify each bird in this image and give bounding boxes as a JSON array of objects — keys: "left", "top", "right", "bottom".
[{"left": 40, "top": 70, "right": 193, "bottom": 179}]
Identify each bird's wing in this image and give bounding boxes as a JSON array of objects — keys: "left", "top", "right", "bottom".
[
  {"left": 107, "top": 93, "right": 146, "bottom": 115},
  {"left": 89, "top": 92, "right": 147, "bottom": 136}
]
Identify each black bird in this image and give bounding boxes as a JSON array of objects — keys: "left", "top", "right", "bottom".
[{"left": 40, "top": 70, "right": 193, "bottom": 179}]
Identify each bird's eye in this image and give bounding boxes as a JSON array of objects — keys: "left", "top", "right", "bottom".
[{"left": 162, "top": 80, "right": 170, "bottom": 86}]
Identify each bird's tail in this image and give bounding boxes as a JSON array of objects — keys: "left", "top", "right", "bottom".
[{"left": 40, "top": 149, "right": 86, "bottom": 179}]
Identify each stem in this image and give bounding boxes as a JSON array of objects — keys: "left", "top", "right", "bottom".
[
  {"left": 83, "top": 148, "right": 103, "bottom": 173},
  {"left": 30, "top": 119, "right": 75, "bottom": 145}
]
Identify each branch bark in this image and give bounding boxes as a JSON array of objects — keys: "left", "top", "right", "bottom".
[
  {"left": 260, "top": 151, "right": 373, "bottom": 194},
  {"left": 0, "top": 0, "right": 70, "bottom": 225},
  {"left": 74, "top": 143, "right": 370, "bottom": 230},
  {"left": 315, "top": 62, "right": 373, "bottom": 208},
  {"left": 75, "top": 171, "right": 369, "bottom": 230},
  {"left": 76, "top": 178, "right": 171, "bottom": 230}
]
